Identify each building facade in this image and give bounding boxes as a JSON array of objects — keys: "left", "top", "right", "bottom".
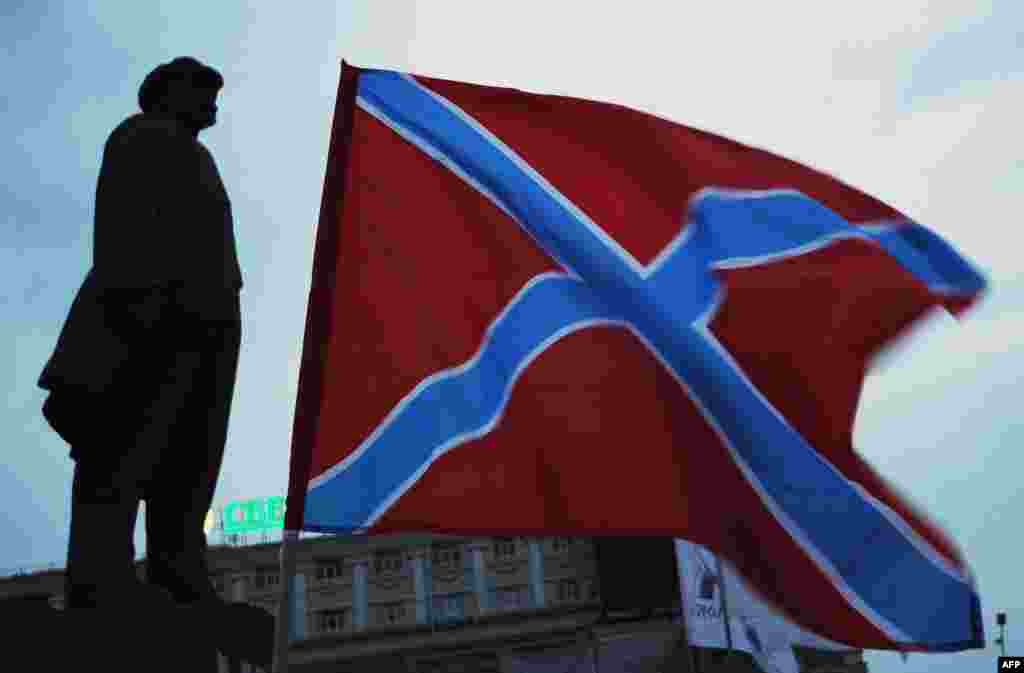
[{"left": 0, "top": 534, "right": 868, "bottom": 673}]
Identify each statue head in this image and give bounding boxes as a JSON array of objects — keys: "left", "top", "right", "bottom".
[{"left": 138, "top": 57, "right": 224, "bottom": 136}]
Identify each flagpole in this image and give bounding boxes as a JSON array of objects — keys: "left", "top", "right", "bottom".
[
  {"left": 674, "top": 543, "right": 700, "bottom": 673},
  {"left": 272, "top": 529, "right": 299, "bottom": 673},
  {"left": 714, "top": 554, "right": 735, "bottom": 665},
  {"left": 273, "top": 57, "right": 359, "bottom": 673}
]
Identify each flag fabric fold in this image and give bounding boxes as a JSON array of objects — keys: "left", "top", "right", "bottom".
[{"left": 286, "top": 61, "right": 986, "bottom": 652}]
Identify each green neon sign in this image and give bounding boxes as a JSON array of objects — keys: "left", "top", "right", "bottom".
[{"left": 222, "top": 496, "right": 286, "bottom": 533}]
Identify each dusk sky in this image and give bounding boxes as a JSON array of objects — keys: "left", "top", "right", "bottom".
[{"left": 3, "top": 3, "right": 1021, "bottom": 671}]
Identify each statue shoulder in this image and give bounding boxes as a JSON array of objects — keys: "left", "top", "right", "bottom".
[{"left": 106, "top": 114, "right": 193, "bottom": 152}]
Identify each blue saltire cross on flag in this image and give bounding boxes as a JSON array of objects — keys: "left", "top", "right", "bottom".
[{"left": 285, "top": 61, "right": 986, "bottom": 652}]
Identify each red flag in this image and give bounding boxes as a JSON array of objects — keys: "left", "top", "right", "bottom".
[{"left": 286, "top": 62, "right": 985, "bottom": 651}]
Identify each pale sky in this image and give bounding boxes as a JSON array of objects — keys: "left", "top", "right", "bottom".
[{"left": 3, "top": 3, "right": 1021, "bottom": 671}]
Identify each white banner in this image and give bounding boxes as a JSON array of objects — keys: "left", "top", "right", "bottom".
[{"left": 675, "top": 539, "right": 852, "bottom": 673}]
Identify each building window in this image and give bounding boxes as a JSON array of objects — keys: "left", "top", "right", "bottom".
[
  {"left": 493, "top": 538, "right": 517, "bottom": 560},
  {"left": 374, "top": 552, "right": 404, "bottom": 575},
  {"left": 558, "top": 578, "right": 580, "bottom": 602},
  {"left": 318, "top": 608, "right": 348, "bottom": 634},
  {"left": 377, "top": 602, "right": 408, "bottom": 625},
  {"left": 315, "top": 560, "right": 343, "bottom": 582},
  {"left": 551, "top": 537, "right": 571, "bottom": 553},
  {"left": 432, "top": 546, "right": 462, "bottom": 567},
  {"left": 245, "top": 571, "right": 278, "bottom": 591}
]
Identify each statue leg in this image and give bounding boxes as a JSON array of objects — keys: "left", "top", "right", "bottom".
[
  {"left": 145, "top": 317, "right": 240, "bottom": 605},
  {"left": 64, "top": 456, "right": 141, "bottom": 608},
  {"left": 64, "top": 452, "right": 179, "bottom": 612}
]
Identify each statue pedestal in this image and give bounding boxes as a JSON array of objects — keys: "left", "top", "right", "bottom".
[{"left": 6, "top": 600, "right": 275, "bottom": 672}]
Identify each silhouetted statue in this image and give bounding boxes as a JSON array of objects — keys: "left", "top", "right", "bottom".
[{"left": 39, "top": 57, "right": 242, "bottom": 614}]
